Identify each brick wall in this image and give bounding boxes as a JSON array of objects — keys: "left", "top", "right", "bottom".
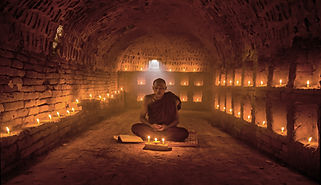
[{"left": 0, "top": 49, "right": 118, "bottom": 133}]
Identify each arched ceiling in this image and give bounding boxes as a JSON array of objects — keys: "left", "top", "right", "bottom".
[{"left": 0, "top": 0, "right": 320, "bottom": 70}]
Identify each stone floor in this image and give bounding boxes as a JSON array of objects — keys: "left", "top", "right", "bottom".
[{"left": 3, "top": 109, "right": 318, "bottom": 185}]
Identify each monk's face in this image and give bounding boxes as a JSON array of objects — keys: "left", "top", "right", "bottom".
[{"left": 153, "top": 82, "right": 167, "bottom": 99}]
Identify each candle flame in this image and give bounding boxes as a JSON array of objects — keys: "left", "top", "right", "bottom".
[
  {"left": 49, "top": 114, "right": 52, "bottom": 120},
  {"left": 67, "top": 110, "right": 70, "bottom": 115},
  {"left": 57, "top": 112, "right": 60, "bottom": 117},
  {"left": 111, "top": 95, "right": 114, "bottom": 98},
  {"left": 162, "top": 138, "right": 165, "bottom": 144},
  {"left": 120, "top": 87, "right": 123, "bottom": 91},
  {"left": 103, "top": 97, "right": 106, "bottom": 101},
  {"left": 262, "top": 121, "right": 266, "bottom": 125},
  {"left": 155, "top": 138, "right": 158, "bottom": 142},
  {"left": 99, "top": 95, "right": 102, "bottom": 99},
  {"left": 6, "top": 127, "right": 10, "bottom": 134},
  {"left": 229, "top": 80, "right": 232, "bottom": 85},
  {"left": 89, "top": 94, "right": 92, "bottom": 98},
  {"left": 236, "top": 80, "right": 239, "bottom": 85},
  {"left": 281, "top": 127, "right": 285, "bottom": 133},
  {"left": 237, "top": 112, "right": 240, "bottom": 116},
  {"left": 140, "top": 67, "right": 143, "bottom": 71},
  {"left": 306, "top": 80, "right": 310, "bottom": 87},
  {"left": 76, "top": 99, "right": 79, "bottom": 104},
  {"left": 229, "top": 108, "right": 232, "bottom": 112},
  {"left": 248, "top": 81, "right": 251, "bottom": 86},
  {"left": 169, "top": 69, "right": 172, "bottom": 72},
  {"left": 308, "top": 137, "right": 312, "bottom": 143},
  {"left": 260, "top": 81, "right": 263, "bottom": 86},
  {"left": 37, "top": 118, "right": 40, "bottom": 124},
  {"left": 216, "top": 105, "right": 219, "bottom": 109},
  {"left": 72, "top": 107, "right": 75, "bottom": 112},
  {"left": 107, "top": 93, "right": 110, "bottom": 97},
  {"left": 223, "top": 107, "right": 226, "bottom": 110},
  {"left": 247, "top": 115, "right": 251, "bottom": 120},
  {"left": 279, "top": 79, "right": 282, "bottom": 85},
  {"left": 223, "top": 80, "right": 226, "bottom": 85}
]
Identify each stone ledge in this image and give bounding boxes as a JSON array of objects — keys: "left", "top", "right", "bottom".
[{"left": 0, "top": 99, "right": 125, "bottom": 177}]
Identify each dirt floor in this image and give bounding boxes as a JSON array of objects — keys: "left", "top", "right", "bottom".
[{"left": 3, "top": 109, "right": 318, "bottom": 185}]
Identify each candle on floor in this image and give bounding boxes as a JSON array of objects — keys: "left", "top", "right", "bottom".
[
  {"left": 237, "top": 112, "right": 241, "bottom": 117},
  {"left": 107, "top": 93, "right": 110, "bottom": 98},
  {"left": 154, "top": 138, "right": 160, "bottom": 144},
  {"left": 229, "top": 108, "right": 232, "bottom": 113},
  {"left": 37, "top": 118, "right": 40, "bottom": 125},
  {"left": 223, "top": 80, "right": 226, "bottom": 85},
  {"left": 147, "top": 136, "right": 150, "bottom": 143},
  {"left": 223, "top": 107, "right": 226, "bottom": 111},
  {"left": 162, "top": 138, "right": 165, "bottom": 144},
  {"left": 6, "top": 127, "right": 10, "bottom": 134}
]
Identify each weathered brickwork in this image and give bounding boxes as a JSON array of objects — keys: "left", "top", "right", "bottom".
[{"left": 0, "top": 49, "right": 118, "bottom": 132}]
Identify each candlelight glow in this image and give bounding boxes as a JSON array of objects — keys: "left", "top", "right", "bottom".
[
  {"left": 72, "top": 107, "right": 75, "bottom": 112},
  {"left": 236, "top": 80, "right": 239, "bottom": 85},
  {"left": 193, "top": 68, "right": 196, "bottom": 72},
  {"left": 237, "top": 112, "right": 241, "bottom": 116},
  {"left": 306, "top": 80, "right": 310, "bottom": 88},
  {"left": 216, "top": 105, "right": 220, "bottom": 109},
  {"left": 229, "top": 108, "right": 232, "bottom": 113},
  {"left": 223, "top": 107, "right": 226, "bottom": 111},
  {"left": 248, "top": 81, "right": 251, "bottom": 86},
  {"left": 76, "top": 99, "right": 79, "bottom": 104},
  {"left": 111, "top": 94, "right": 114, "bottom": 98},
  {"left": 260, "top": 81, "right": 263, "bottom": 86},
  {"left": 6, "top": 127, "right": 10, "bottom": 134},
  {"left": 49, "top": 114, "right": 52, "bottom": 120},
  {"left": 120, "top": 87, "right": 124, "bottom": 91},
  {"left": 247, "top": 115, "right": 251, "bottom": 120},
  {"left": 308, "top": 137, "right": 312, "bottom": 143},
  {"left": 168, "top": 82, "right": 174, "bottom": 86},
  {"left": 99, "top": 95, "right": 102, "bottom": 99},
  {"left": 281, "top": 127, "right": 285, "bottom": 133},
  {"left": 229, "top": 80, "right": 232, "bottom": 85},
  {"left": 107, "top": 93, "right": 110, "bottom": 97},
  {"left": 279, "top": 79, "right": 282, "bottom": 85},
  {"left": 147, "top": 136, "right": 150, "bottom": 142},
  {"left": 169, "top": 69, "right": 172, "bottom": 72},
  {"left": 162, "top": 138, "right": 165, "bottom": 144},
  {"left": 103, "top": 97, "right": 106, "bottom": 101},
  {"left": 223, "top": 80, "right": 226, "bottom": 85},
  {"left": 37, "top": 118, "right": 40, "bottom": 124},
  {"left": 262, "top": 121, "right": 266, "bottom": 125},
  {"left": 140, "top": 67, "right": 143, "bottom": 71},
  {"left": 155, "top": 138, "right": 158, "bottom": 142},
  {"left": 89, "top": 94, "right": 92, "bottom": 98},
  {"left": 57, "top": 112, "right": 60, "bottom": 118},
  {"left": 67, "top": 110, "right": 70, "bottom": 115},
  {"left": 217, "top": 81, "right": 220, "bottom": 85}
]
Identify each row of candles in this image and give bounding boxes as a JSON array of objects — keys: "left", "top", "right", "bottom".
[
  {"left": 123, "top": 67, "right": 201, "bottom": 72},
  {"left": 147, "top": 136, "right": 166, "bottom": 144},
  {"left": 216, "top": 79, "right": 312, "bottom": 87},
  {"left": 215, "top": 104, "right": 315, "bottom": 143},
  {"left": 137, "top": 95, "right": 202, "bottom": 102},
  {"left": 3, "top": 88, "right": 125, "bottom": 136},
  {"left": 137, "top": 80, "right": 203, "bottom": 86}
]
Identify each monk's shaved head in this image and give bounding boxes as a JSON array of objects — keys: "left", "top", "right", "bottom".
[{"left": 153, "top": 78, "right": 166, "bottom": 86}]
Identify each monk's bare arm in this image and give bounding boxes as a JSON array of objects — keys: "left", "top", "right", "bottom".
[{"left": 139, "top": 96, "right": 150, "bottom": 125}]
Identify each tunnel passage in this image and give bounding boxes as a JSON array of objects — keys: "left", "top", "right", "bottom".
[{"left": 0, "top": 0, "right": 320, "bottom": 182}]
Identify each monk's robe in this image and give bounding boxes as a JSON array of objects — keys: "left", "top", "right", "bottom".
[{"left": 146, "top": 91, "right": 181, "bottom": 125}]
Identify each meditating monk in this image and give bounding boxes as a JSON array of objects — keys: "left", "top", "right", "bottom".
[{"left": 131, "top": 78, "right": 189, "bottom": 142}]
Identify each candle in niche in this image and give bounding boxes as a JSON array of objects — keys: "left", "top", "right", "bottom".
[
  {"left": 193, "top": 68, "right": 196, "bottom": 72},
  {"left": 260, "top": 81, "right": 263, "bottom": 86},
  {"left": 237, "top": 112, "right": 241, "bottom": 117},
  {"left": 120, "top": 87, "right": 124, "bottom": 91},
  {"left": 281, "top": 127, "right": 285, "bottom": 134},
  {"left": 229, "top": 108, "right": 232, "bottom": 113},
  {"left": 89, "top": 94, "right": 92, "bottom": 99},
  {"left": 49, "top": 114, "right": 52, "bottom": 120},
  {"left": 248, "top": 81, "right": 251, "bottom": 86},
  {"left": 223, "top": 107, "right": 226, "bottom": 111},
  {"left": 262, "top": 121, "right": 266, "bottom": 125},
  {"left": 247, "top": 115, "right": 251, "bottom": 120},
  {"left": 306, "top": 80, "right": 310, "bottom": 88},
  {"left": 229, "top": 80, "right": 232, "bottom": 85},
  {"left": 6, "top": 127, "right": 10, "bottom": 134},
  {"left": 107, "top": 93, "right": 110, "bottom": 98},
  {"left": 279, "top": 79, "right": 282, "bottom": 86},
  {"left": 103, "top": 97, "right": 106, "bottom": 101},
  {"left": 308, "top": 137, "right": 312, "bottom": 143},
  {"left": 223, "top": 80, "right": 226, "bottom": 85},
  {"left": 99, "top": 95, "right": 102, "bottom": 99},
  {"left": 147, "top": 136, "right": 150, "bottom": 143},
  {"left": 169, "top": 69, "right": 172, "bottom": 72},
  {"left": 140, "top": 67, "right": 143, "bottom": 71},
  {"left": 76, "top": 99, "right": 79, "bottom": 104},
  {"left": 162, "top": 138, "right": 165, "bottom": 144},
  {"left": 72, "top": 107, "right": 75, "bottom": 112},
  {"left": 111, "top": 94, "right": 114, "bottom": 98},
  {"left": 114, "top": 91, "right": 117, "bottom": 94},
  {"left": 67, "top": 110, "right": 70, "bottom": 115},
  {"left": 236, "top": 80, "right": 239, "bottom": 85},
  {"left": 216, "top": 105, "right": 220, "bottom": 109},
  {"left": 217, "top": 81, "right": 220, "bottom": 85},
  {"left": 57, "top": 112, "right": 60, "bottom": 118}
]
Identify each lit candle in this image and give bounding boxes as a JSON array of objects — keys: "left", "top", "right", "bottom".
[
  {"left": 216, "top": 105, "right": 219, "bottom": 109},
  {"left": 107, "top": 93, "right": 110, "bottom": 97},
  {"left": 147, "top": 136, "right": 150, "bottom": 143},
  {"left": 218, "top": 80, "right": 220, "bottom": 85},
  {"left": 247, "top": 115, "right": 251, "bottom": 120},
  {"left": 193, "top": 68, "right": 196, "bottom": 72},
  {"left": 260, "top": 81, "right": 263, "bottom": 86},
  {"left": 229, "top": 80, "right": 232, "bottom": 85},
  {"left": 306, "top": 80, "right": 310, "bottom": 88},
  {"left": 72, "top": 107, "right": 75, "bottom": 112},
  {"left": 37, "top": 118, "right": 40, "bottom": 125},
  {"left": 67, "top": 110, "right": 70, "bottom": 115},
  {"left": 120, "top": 87, "right": 123, "bottom": 91},
  {"left": 103, "top": 97, "right": 106, "bottom": 101},
  {"left": 262, "top": 121, "right": 266, "bottom": 125},
  {"left": 236, "top": 80, "right": 239, "bottom": 85},
  {"left": 229, "top": 108, "right": 232, "bottom": 113},
  {"left": 169, "top": 69, "right": 172, "bottom": 72},
  {"left": 281, "top": 127, "right": 285, "bottom": 133},
  {"left": 6, "top": 127, "right": 10, "bottom": 134},
  {"left": 140, "top": 67, "right": 143, "bottom": 71},
  {"left": 117, "top": 90, "right": 120, "bottom": 94},
  {"left": 183, "top": 82, "right": 187, "bottom": 85},
  {"left": 248, "top": 81, "right": 251, "bottom": 86},
  {"left": 76, "top": 99, "right": 79, "bottom": 104},
  {"left": 49, "top": 114, "right": 52, "bottom": 120},
  {"left": 223, "top": 107, "right": 226, "bottom": 111},
  {"left": 223, "top": 80, "right": 226, "bottom": 85},
  {"left": 114, "top": 91, "right": 117, "bottom": 94},
  {"left": 183, "top": 68, "right": 186, "bottom": 71},
  {"left": 111, "top": 94, "right": 114, "bottom": 98},
  {"left": 124, "top": 68, "right": 128, "bottom": 71},
  {"left": 154, "top": 138, "right": 160, "bottom": 144},
  {"left": 57, "top": 112, "right": 60, "bottom": 118},
  {"left": 162, "top": 138, "right": 165, "bottom": 144},
  {"left": 99, "top": 95, "right": 102, "bottom": 99},
  {"left": 237, "top": 112, "right": 240, "bottom": 116},
  {"left": 279, "top": 79, "right": 282, "bottom": 85},
  {"left": 89, "top": 94, "right": 92, "bottom": 99},
  {"left": 308, "top": 137, "right": 312, "bottom": 143}
]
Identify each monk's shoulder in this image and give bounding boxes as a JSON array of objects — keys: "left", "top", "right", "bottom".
[{"left": 144, "top": 94, "right": 154, "bottom": 104}]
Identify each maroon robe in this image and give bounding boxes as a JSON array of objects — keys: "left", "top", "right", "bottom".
[{"left": 146, "top": 92, "right": 181, "bottom": 125}]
